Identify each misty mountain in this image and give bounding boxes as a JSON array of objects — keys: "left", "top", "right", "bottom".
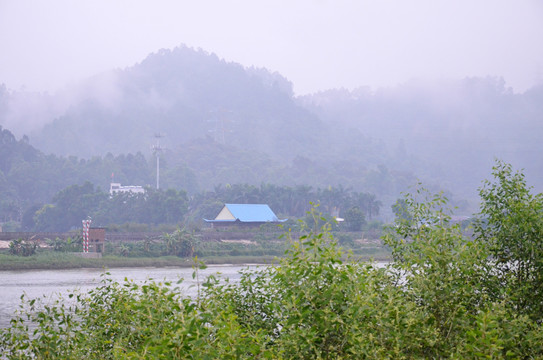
[
  {"left": 2, "top": 44, "right": 542, "bottom": 216},
  {"left": 1, "top": 45, "right": 408, "bottom": 195},
  {"left": 25, "top": 46, "right": 330, "bottom": 162},
  {"left": 299, "top": 78, "right": 543, "bottom": 198},
  {"left": 0, "top": 84, "right": 70, "bottom": 137}
]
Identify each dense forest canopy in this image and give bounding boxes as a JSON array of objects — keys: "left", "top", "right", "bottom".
[
  {"left": 0, "top": 125, "right": 420, "bottom": 230},
  {"left": 0, "top": 128, "right": 384, "bottom": 232}
]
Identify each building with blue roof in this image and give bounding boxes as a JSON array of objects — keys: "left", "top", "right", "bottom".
[{"left": 204, "top": 204, "right": 287, "bottom": 227}]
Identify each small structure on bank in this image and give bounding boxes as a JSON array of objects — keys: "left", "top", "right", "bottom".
[
  {"left": 79, "top": 221, "right": 105, "bottom": 258},
  {"left": 88, "top": 227, "right": 106, "bottom": 254},
  {"left": 204, "top": 204, "right": 287, "bottom": 228}
]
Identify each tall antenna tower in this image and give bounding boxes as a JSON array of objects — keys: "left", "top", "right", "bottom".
[{"left": 151, "top": 133, "right": 164, "bottom": 189}]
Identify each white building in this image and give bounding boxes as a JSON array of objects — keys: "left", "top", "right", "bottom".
[{"left": 109, "top": 183, "right": 145, "bottom": 196}]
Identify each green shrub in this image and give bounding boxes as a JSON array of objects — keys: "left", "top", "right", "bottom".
[
  {"left": 8, "top": 238, "right": 38, "bottom": 256},
  {"left": 335, "top": 232, "right": 354, "bottom": 246}
]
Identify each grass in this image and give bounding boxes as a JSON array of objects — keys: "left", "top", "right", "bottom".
[
  {"left": 0, "top": 252, "right": 288, "bottom": 270},
  {"left": 0, "top": 239, "right": 390, "bottom": 271},
  {"left": 0, "top": 252, "right": 193, "bottom": 270}
]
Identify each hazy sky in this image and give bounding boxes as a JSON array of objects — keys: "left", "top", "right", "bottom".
[{"left": 1, "top": 0, "right": 542, "bottom": 95}]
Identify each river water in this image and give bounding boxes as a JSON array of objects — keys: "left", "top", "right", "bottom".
[{"left": 0, "top": 265, "right": 256, "bottom": 329}]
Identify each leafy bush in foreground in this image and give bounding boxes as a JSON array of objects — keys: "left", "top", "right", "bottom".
[{"left": 2, "top": 162, "right": 543, "bottom": 358}]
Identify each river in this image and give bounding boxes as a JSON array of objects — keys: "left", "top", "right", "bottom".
[{"left": 0, "top": 264, "right": 257, "bottom": 329}]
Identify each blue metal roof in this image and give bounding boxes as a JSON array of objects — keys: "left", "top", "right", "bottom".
[{"left": 205, "top": 204, "right": 287, "bottom": 223}]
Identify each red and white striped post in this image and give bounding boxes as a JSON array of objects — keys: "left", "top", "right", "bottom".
[{"left": 82, "top": 219, "right": 92, "bottom": 253}]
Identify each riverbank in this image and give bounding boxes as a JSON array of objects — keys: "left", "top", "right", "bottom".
[
  {"left": 0, "top": 252, "right": 281, "bottom": 271},
  {"left": 0, "top": 248, "right": 390, "bottom": 270}
]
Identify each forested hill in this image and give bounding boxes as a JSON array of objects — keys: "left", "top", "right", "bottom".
[
  {"left": 1, "top": 45, "right": 410, "bottom": 201},
  {"left": 0, "top": 124, "right": 417, "bottom": 226},
  {"left": 28, "top": 46, "right": 344, "bottom": 161},
  {"left": 2, "top": 44, "right": 542, "bottom": 214},
  {"left": 0, "top": 125, "right": 390, "bottom": 231},
  {"left": 299, "top": 79, "right": 543, "bottom": 198}
]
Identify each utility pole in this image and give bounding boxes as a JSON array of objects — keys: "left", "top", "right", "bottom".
[
  {"left": 208, "top": 109, "right": 233, "bottom": 144},
  {"left": 152, "top": 133, "right": 164, "bottom": 189}
]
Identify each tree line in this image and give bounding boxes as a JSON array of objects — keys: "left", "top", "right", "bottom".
[
  {"left": 21, "top": 180, "right": 382, "bottom": 232},
  {"left": 1, "top": 125, "right": 408, "bottom": 232}
]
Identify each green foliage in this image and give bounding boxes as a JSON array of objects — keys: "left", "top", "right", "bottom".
[
  {"left": 475, "top": 160, "right": 543, "bottom": 321},
  {"left": 207, "top": 211, "right": 417, "bottom": 358},
  {"left": 33, "top": 182, "right": 106, "bottom": 231},
  {"left": 391, "top": 198, "right": 412, "bottom": 221},
  {"left": 383, "top": 187, "right": 495, "bottom": 356},
  {"left": 161, "top": 227, "right": 196, "bottom": 257},
  {"left": 46, "top": 237, "right": 65, "bottom": 252},
  {"left": 0, "top": 252, "right": 196, "bottom": 270},
  {"left": 0, "top": 220, "right": 18, "bottom": 231},
  {"left": 8, "top": 238, "right": 38, "bottom": 256},
  {"left": 28, "top": 184, "right": 189, "bottom": 231},
  {"left": 192, "top": 239, "right": 286, "bottom": 258},
  {"left": 46, "top": 236, "right": 83, "bottom": 252},
  {"left": 0, "top": 275, "right": 271, "bottom": 359},
  {"left": 343, "top": 206, "right": 365, "bottom": 231},
  {"left": 118, "top": 244, "right": 130, "bottom": 257},
  {"left": 335, "top": 232, "right": 354, "bottom": 246}
]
